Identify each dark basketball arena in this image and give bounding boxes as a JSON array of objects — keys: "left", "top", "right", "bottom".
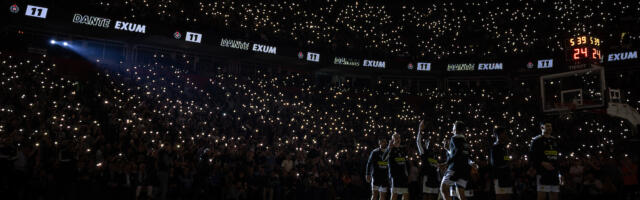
[{"left": 1, "top": 1, "right": 639, "bottom": 200}]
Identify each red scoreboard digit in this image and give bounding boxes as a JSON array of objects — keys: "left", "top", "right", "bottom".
[{"left": 568, "top": 35, "right": 601, "bottom": 64}]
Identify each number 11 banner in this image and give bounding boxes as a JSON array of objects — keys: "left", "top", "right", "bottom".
[{"left": 25, "top": 5, "right": 48, "bottom": 19}]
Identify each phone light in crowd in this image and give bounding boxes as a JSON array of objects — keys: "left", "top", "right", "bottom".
[{"left": 50, "top": 40, "right": 56, "bottom": 44}]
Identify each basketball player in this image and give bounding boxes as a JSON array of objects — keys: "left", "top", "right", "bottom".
[
  {"left": 490, "top": 126, "right": 514, "bottom": 200},
  {"left": 416, "top": 120, "right": 439, "bottom": 200},
  {"left": 366, "top": 137, "right": 389, "bottom": 200},
  {"left": 440, "top": 121, "right": 472, "bottom": 200},
  {"left": 385, "top": 133, "right": 410, "bottom": 200},
  {"left": 530, "top": 121, "right": 561, "bottom": 200}
]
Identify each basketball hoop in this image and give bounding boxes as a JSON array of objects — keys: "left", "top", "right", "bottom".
[
  {"left": 559, "top": 110, "right": 574, "bottom": 121},
  {"left": 567, "top": 103, "right": 577, "bottom": 111}
]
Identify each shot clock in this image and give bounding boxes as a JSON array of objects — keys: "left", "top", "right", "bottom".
[{"left": 567, "top": 35, "right": 601, "bottom": 64}]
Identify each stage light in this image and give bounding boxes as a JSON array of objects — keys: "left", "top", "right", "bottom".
[
  {"left": 63, "top": 42, "right": 69, "bottom": 46},
  {"left": 50, "top": 40, "right": 56, "bottom": 44}
]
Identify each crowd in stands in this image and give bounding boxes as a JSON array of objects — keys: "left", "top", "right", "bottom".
[
  {"left": 0, "top": 50, "right": 638, "bottom": 200},
  {"left": 42, "top": 0, "right": 636, "bottom": 59}
]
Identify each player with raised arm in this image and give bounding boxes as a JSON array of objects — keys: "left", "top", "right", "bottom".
[
  {"left": 385, "top": 133, "right": 410, "bottom": 200},
  {"left": 440, "top": 121, "right": 473, "bottom": 200},
  {"left": 530, "top": 121, "right": 561, "bottom": 200},
  {"left": 490, "top": 126, "right": 514, "bottom": 200},
  {"left": 416, "top": 120, "right": 439, "bottom": 200},
  {"left": 366, "top": 137, "right": 390, "bottom": 200}
]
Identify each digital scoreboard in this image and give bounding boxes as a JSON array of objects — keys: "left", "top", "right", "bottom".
[{"left": 567, "top": 35, "right": 601, "bottom": 64}]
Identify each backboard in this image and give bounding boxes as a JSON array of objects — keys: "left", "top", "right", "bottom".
[{"left": 540, "top": 65, "right": 606, "bottom": 113}]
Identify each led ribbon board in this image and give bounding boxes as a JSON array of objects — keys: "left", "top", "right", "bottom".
[
  {"left": 447, "top": 64, "right": 475, "bottom": 71},
  {"left": 25, "top": 5, "right": 48, "bottom": 18},
  {"left": 478, "top": 63, "right": 503, "bottom": 71},
  {"left": 334, "top": 57, "right": 360, "bottom": 66},
  {"left": 537, "top": 59, "right": 553, "bottom": 69},
  {"left": 72, "top": 14, "right": 111, "bottom": 28},
  {"left": 607, "top": 51, "right": 637, "bottom": 62},
  {"left": 185, "top": 32, "right": 203, "bottom": 43},
  {"left": 220, "top": 38, "right": 249, "bottom": 50},
  {"left": 252, "top": 44, "right": 277, "bottom": 54},
  {"left": 114, "top": 21, "right": 146, "bottom": 34},
  {"left": 306, "top": 52, "right": 320, "bottom": 62},
  {"left": 363, "top": 60, "right": 385, "bottom": 68},
  {"left": 417, "top": 62, "right": 431, "bottom": 71}
]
